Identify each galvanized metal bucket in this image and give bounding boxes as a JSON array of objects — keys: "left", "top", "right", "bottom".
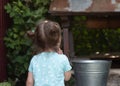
[{"left": 72, "top": 60, "right": 112, "bottom": 86}]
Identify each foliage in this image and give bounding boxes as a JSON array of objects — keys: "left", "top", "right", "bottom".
[
  {"left": 72, "top": 16, "right": 120, "bottom": 56},
  {"left": 0, "top": 82, "right": 11, "bottom": 86},
  {"left": 4, "top": 0, "right": 50, "bottom": 85}
]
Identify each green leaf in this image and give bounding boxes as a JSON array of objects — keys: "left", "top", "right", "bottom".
[
  {"left": 0, "top": 82, "right": 11, "bottom": 86},
  {"left": 4, "top": 3, "right": 12, "bottom": 13}
]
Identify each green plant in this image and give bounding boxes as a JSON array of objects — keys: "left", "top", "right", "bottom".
[
  {"left": 4, "top": 0, "right": 50, "bottom": 85},
  {"left": 0, "top": 82, "right": 11, "bottom": 86},
  {"left": 71, "top": 16, "right": 120, "bottom": 56}
]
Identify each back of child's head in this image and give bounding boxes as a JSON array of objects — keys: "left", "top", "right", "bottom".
[{"left": 33, "top": 19, "right": 61, "bottom": 53}]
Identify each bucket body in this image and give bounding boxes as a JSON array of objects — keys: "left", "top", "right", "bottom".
[{"left": 72, "top": 60, "right": 112, "bottom": 86}]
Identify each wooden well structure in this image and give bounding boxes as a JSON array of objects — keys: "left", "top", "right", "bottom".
[{"left": 49, "top": 0, "right": 120, "bottom": 58}]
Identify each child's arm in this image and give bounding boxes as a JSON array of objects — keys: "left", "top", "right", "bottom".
[
  {"left": 64, "top": 70, "right": 72, "bottom": 81},
  {"left": 26, "top": 72, "right": 34, "bottom": 86}
]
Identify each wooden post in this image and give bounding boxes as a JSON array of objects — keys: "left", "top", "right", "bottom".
[
  {"left": 60, "top": 16, "right": 70, "bottom": 57},
  {"left": 60, "top": 16, "right": 75, "bottom": 58},
  {"left": 0, "top": 0, "right": 10, "bottom": 82}
]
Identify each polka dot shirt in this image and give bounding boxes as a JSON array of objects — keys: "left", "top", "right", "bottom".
[{"left": 28, "top": 52, "right": 72, "bottom": 86}]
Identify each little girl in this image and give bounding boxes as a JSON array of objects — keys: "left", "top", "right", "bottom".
[{"left": 26, "top": 20, "right": 72, "bottom": 86}]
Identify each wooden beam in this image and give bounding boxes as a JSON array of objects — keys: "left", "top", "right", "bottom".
[{"left": 60, "top": 16, "right": 70, "bottom": 57}]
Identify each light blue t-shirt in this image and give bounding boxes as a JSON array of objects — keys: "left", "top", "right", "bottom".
[{"left": 28, "top": 52, "right": 72, "bottom": 86}]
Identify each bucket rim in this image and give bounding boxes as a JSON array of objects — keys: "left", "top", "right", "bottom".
[{"left": 71, "top": 59, "right": 112, "bottom": 63}]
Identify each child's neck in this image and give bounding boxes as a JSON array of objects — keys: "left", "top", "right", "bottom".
[{"left": 44, "top": 49, "right": 55, "bottom": 52}]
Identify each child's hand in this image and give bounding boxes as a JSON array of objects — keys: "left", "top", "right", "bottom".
[{"left": 57, "top": 48, "right": 63, "bottom": 54}]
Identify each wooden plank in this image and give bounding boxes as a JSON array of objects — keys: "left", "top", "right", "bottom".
[
  {"left": 0, "top": 0, "right": 10, "bottom": 82},
  {"left": 86, "top": 18, "right": 108, "bottom": 29},
  {"left": 49, "top": 0, "right": 69, "bottom": 12},
  {"left": 49, "top": 0, "right": 120, "bottom": 15},
  {"left": 86, "top": 16, "right": 120, "bottom": 29}
]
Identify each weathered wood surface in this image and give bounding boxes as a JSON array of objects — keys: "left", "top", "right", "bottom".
[
  {"left": 49, "top": 0, "right": 120, "bottom": 14},
  {"left": 49, "top": 0, "right": 120, "bottom": 28}
]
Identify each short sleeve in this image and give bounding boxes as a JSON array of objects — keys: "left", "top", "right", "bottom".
[{"left": 63, "top": 55, "right": 72, "bottom": 72}]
